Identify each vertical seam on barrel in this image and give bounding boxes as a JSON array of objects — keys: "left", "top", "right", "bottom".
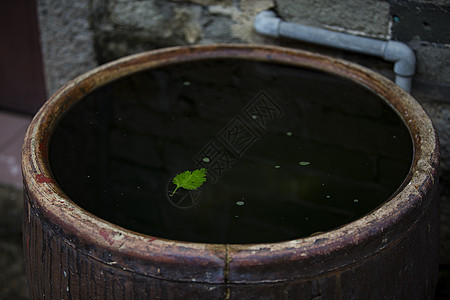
[{"left": 225, "top": 244, "right": 230, "bottom": 298}]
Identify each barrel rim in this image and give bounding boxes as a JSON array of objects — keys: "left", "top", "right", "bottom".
[{"left": 22, "top": 44, "right": 439, "bottom": 283}]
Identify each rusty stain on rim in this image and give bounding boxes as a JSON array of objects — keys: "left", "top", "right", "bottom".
[{"left": 22, "top": 44, "right": 439, "bottom": 284}]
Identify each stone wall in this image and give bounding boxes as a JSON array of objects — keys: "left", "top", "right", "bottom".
[
  {"left": 37, "top": 0, "right": 450, "bottom": 262},
  {"left": 37, "top": 0, "right": 97, "bottom": 96}
]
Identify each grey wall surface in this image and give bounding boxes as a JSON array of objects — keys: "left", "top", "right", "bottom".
[{"left": 37, "top": 0, "right": 450, "bottom": 263}]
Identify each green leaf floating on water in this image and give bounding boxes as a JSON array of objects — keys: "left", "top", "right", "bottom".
[{"left": 170, "top": 168, "right": 207, "bottom": 197}]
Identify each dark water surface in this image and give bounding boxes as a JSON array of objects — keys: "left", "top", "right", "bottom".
[{"left": 50, "top": 59, "right": 413, "bottom": 244}]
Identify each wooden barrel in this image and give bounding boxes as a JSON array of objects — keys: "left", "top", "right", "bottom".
[{"left": 22, "top": 44, "right": 440, "bottom": 299}]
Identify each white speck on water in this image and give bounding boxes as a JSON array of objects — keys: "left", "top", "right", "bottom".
[
  {"left": 203, "top": 157, "right": 210, "bottom": 163},
  {"left": 299, "top": 161, "right": 310, "bottom": 166},
  {"left": 86, "top": 175, "right": 90, "bottom": 179},
  {"left": 305, "top": 217, "right": 309, "bottom": 220},
  {"left": 326, "top": 195, "right": 331, "bottom": 199},
  {"left": 118, "top": 117, "right": 122, "bottom": 121},
  {"left": 353, "top": 199, "right": 359, "bottom": 203},
  {"left": 236, "top": 201, "right": 245, "bottom": 206},
  {"left": 137, "top": 186, "right": 141, "bottom": 189},
  {"left": 251, "top": 115, "right": 258, "bottom": 119},
  {"left": 286, "top": 132, "right": 293, "bottom": 136},
  {"left": 183, "top": 81, "right": 191, "bottom": 86},
  {"left": 274, "top": 165, "right": 281, "bottom": 169}
]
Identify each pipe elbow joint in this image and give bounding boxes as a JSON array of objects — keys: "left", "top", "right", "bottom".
[
  {"left": 254, "top": 11, "right": 281, "bottom": 38},
  {"left": 384, "top": 41, "right": 416, "bottom": 77}
]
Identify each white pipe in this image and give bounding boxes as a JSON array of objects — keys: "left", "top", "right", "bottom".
[{"left": 254, "top": 10, "right": 415, "bottom": 92}]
